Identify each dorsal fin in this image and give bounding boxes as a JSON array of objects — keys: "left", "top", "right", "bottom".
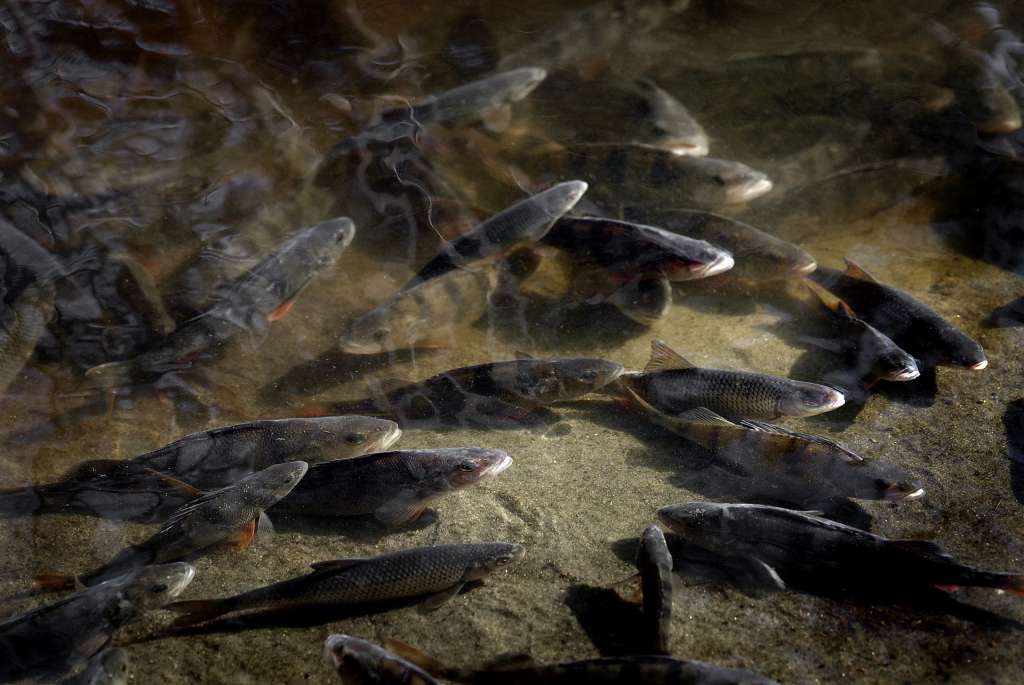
[
  {"left": 310, "top": 558, "right": 370, "bottom": 572},
  {"left": 803, "top": 279, "right": 857, "bottom": 320},
  {"left": 513, "top": 350, "right": 535, "bottom": 360},
  {"left": 843, "top": 258, "right": 880, "bottom": 283},
  {"left": 675, "top": 407, "right": 736, "bottom": 427},
  {"left": 384, "top": 639, "right": 450, "bottom": 675},
  {"left": 140, "top": 468, "right": 204, "bottom": 498},
  {"left": 645, "top": 339, "right": 695, "bottom": 372}
]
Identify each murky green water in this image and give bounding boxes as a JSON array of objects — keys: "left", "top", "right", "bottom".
[{"left": 1, "top": 1, "right": 1023, "bottom": 683}]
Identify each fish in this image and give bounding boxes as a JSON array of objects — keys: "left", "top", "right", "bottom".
[
  {"left": 808, "top": 259, "right": 987, "bottom": 370},
  {"left": 622, "top": 385, "right": 923, "bottom": 502},
  {"left": 637, "top": 524, "right": 673, "bottom": 655},
  {"left": 533, "top": 74, "right": 709, "bottom": 156},
  {"left": 0, "top": 416, "right": 398, "bottom": 521},
  {"left": 0, "top": 563, "right": 194, "bottom": 682},
  {"left": 270, "top": 448, "right": 511, "bottom": 526},
  {"left": 657, "top": 503, "right": 1024, "bottom": 595},
  {"left": 0, "top": 282, "right": 54, "bottom": 394},
  {"left": 803, "top": 280, "right": 920, "bottom": 382},
  {"left": 497, "top": 0, "right": 691, "bottom": 72},
  {"left": 309, "top": 358, "right": 624, "bottom": 429},
  {"left": 339, "top": 264, "right": 497, "bottom": 355},
  {"left": 775, "top": 80, "right": 955, "bottom": 122},
  {"left": 324, "top": 634, "right": 440, "bottom": 684},
  {"left": 399, "top": 180, "right": 587, "bottom": 291},
  {"left": 985, "top": 295, "right": 1024, "bottom": 327},
  {"left": 167, "top": 542, "right": 524, "bottom": 626},
  {"left": 32, "top": 462, "right": 308, "bottom": 592},
  {"left": 540, "top": 216, "right": 734, "bottom": 282},
  {"left": 616, "top": 339, "right": 845, "bottom": 421},
  {"left": 57, "top": 648, "right": 129, "bottom": 685},
  {"left": 624, "top": 208, "right": 816, "bottom": 281},
  {"left": 319, "top": 67, "right": 548, "bottom": 166},
  {"left": 607, "top": 276, "right": 673, "bottom": 327},
  {"left": 520, "top": 143, "right": 772, "bottom": 210},
  {"left": 385, "top": 641, "right": 779, "bottom": 685},
  {"left": 85, "top": 217, "right": 356, "bottom": 386}
]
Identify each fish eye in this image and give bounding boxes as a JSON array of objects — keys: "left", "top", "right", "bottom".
[
  {"left": 372, "top": 329, "right": 389, "bottom": 342},
  {"left": 494, "top": 554, "right": 513, "bottom": 565},
  {"left": 345, "top": 433, "right": 367, "bottom": 445},
  {"left": 712, "top": 175, "right": 727, "bottom": 187},
  {"left": 579, "top": 369, "right": 599, "bottom": 381},
  {"left": 458, "top": 460, "right": 477, "bottom": 471},
  {"left": 150, "top": 583, "right": 168, "bottom": 594}
]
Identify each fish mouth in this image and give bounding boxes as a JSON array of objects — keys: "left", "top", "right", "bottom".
[
  {"left": 322, "top": 635, "right": 348, "bottom": 667},
  {"left": 978, "top": 117, "right": 1022, "bottom": 135},
  {"left": 379, "top": 425, "right": 403, "bottom": 449},
  {"left": 888, "top": 366, "right": 921, "bottom": 381},
  {"left": 338, "top": 339, "right": 384, "bottom": 356},
  {"left": 486, "top": 454, "right": 514, "bottom": 476},
  {"left": 886, "top": 485, "right": 925, "bottom": 500},
  {"left": 726, "top": 177, "right": 773, "bottom": 204},
  {"left": 969, "top": 358, "right": 989, "bottom": 370},
  {"left": 806, "top": 388, "right": 846, "bottom": 414},
  {"left": 791, "top": 259, "right": 818, "bottom": 276},
  {"left": 698, "top": 252, "right": 735, "bottom": 278}
]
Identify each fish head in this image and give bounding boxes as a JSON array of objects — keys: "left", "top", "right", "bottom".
[
  {"left": 776, "top": 381, "right": 845, "bottom": 417},
  {"left": 524, "top": 358, "right": 625, "bottom": 402},
  {"left": 323, "top": 635, "right": 396, "bottom": 678},
  {"left": 947, "top": 337, "right": 988, "bottom": 370},
  {"left": 685, "top": 158, "right": 773, "bottom": 207},
  {"left": 972, "top": 86, "right": 1023, "bottom": 135},
  {"left": 848, "top": 461, "right": 925, "bottom": 501},
  {"left": 319, "top": 416, "right": 403, "bottom": 458},
  {"left": 245, "top": 461, "right": 309, "bottom": 506},
  {"left": 301, "top": 217, "right": 357, "bottom": 269},
  {"left": 338, "top": 305, "right": 404, "bottom": 355},
  {"left": 499, "top": 67, "right": 548, "bottom": 103},
  {"left": 464, "top": 542, "right": 526, "bottom": 581},
  {"left": 122, "top": 562, "right": 196, "bottom": 611},
  {"left": 665, "top": 246, "right": 735, "bottom": 281},
  {"left": 445, "top": 448, "right": 513, "bottom": 489},
  {"left": 534, "top": 180, "right": 589, "bottom": 224},
  {"left": 862, "top": 330, "right": 921, "bottom": 381},
  {"left": 98, "top": 648, "right": 130, "bottom": 683},
  {"left": 657, "top": 502, "right": 728, "bottom": 541}
]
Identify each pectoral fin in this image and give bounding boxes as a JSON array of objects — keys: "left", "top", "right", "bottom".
[
  {"left": 229, "top": 518, "right": 257, "bottom": 550},
  {"left": 374, "top": 497, "right": 426, "bottom": 527},
  {"left": 418, "top": 581, "right": 465, "bottom": 612}
]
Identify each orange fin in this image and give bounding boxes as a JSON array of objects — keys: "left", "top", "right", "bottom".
[
  {"left": 843, "top": 258, "right": 880, "bottom": 283},
  {"left": 229, "top": 518, "right": 257, "bottom": 550},
  {"left": 266, "top": 300, "right": 296, "bottom": 322},
  {"left": 932, "top": 584, "right": 959, "bottom": 593},
  {"left": 30, "top": 573, "right": 75, "bottom": 594}
]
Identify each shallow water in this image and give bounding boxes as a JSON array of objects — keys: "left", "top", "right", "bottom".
[{"left": 1, "top": 0, "right": 1023, "bottom": 683}]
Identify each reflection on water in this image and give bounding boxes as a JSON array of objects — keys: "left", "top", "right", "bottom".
[{"left": 0, "top": 0, "right": 1023, "bottom": 682}]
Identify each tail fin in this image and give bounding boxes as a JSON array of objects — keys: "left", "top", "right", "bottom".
[
  {"left": 0, "top": 487, "right": 44, "bottom": 517},
  {"left": 166, "top": 599, "right": 232, "bottom": 627},
  {"left": 30, "top": 573, "right": 76, "bottom": 593},
  {"left": 384, "top": 639, "right": 458, "bottom": 679}
]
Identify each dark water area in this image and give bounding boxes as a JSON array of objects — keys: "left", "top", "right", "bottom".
[{"left": 0, "top": 0, "right": 1023, "bottom": 683}]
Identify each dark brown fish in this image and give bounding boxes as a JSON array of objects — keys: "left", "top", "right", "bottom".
[
  {"left": 541, "top": 216, "right": 734, "bottom": 282},
  {"left": 271, "top": 448, "right": 511, "bottom": 526},
  {"left": 809, "top": 259, "right": 987, "bottom": 370},
  {"left": 385, "top": 641, "right": 778, "bottom": 685},
  {"left": 624, "top": 208, "right": 816, "bottom": 281},
  {"left": 623, "top": 386, "right": 923, "bottom": 502},
  {"left": 803, "top": 280, "right": 920, "bottom": 382},
  {"left": 658, "top": 503, "right": 1024, "bottom": 595},
  {"left": 339, "top": 265, "right": 497, "bottom": 355},
  {"left": 310, "top": 358, "right": 623, "bottom": 430},
  {"left": 324, "top": 634, "right": 440, "bottom": 684},
  {"left": 0, "top": 563, "right": 194, "bottom": 682},
  {"left": 168, "top": 542, "right": 524, "bottom": 626},
  {"left": 0, "top": 417, "right": 398, "bottom": 521},
  {"left": 85, "top": 217, "right": 355, "bottom": 386},
  {"left": 617, "top": 340, "right": 845, "bottom": 421},
  {"left": 637, "top": 524, "right": 673, "bottom": 655},
  {"left": 518, "top": 143, "right": 771, "bottom": 211},
  {"left": 400, "top": 181, "right": 587, "bottom": 291},
  {"left": 32, "top": 462, "right": 308, "bottom": 592}
]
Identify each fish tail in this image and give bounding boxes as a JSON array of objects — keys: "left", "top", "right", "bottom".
[
  {"left": 384, "top": 639, "right": 463, "bottom": 679},
  {"left": 166, "top": 598, "right": 234, "bottom": 627},
  {"left": 30, "top": 573, "right": 76, "bottom": 593},
  {"left": 0, "top": 487, "right": 44, "bottom": 516}
]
